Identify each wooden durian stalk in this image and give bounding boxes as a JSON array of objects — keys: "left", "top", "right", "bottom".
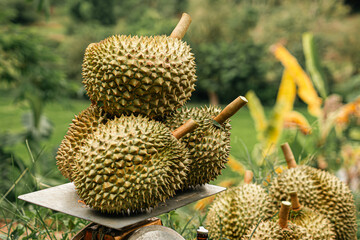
[
  {"left": 281, "top": 142, "right": 297, "bottom": 169},
  {"left": 172, "top": 119, "right": 198, "bottom": 140},
  {"left": 170, "top": 13, "right": 192, "bottom": 39},
  {"left": 278, "top": 201, "right": 291, "bottom": 229},
  {"left": 213, "top": 96, "right": 248, "bottom": 125},
  {"left": 289, "top": 191, "right": 302, "bottom": 211}
]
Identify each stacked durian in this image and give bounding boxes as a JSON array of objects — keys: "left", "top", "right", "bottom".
[
  {"left": 206, "top": 143, "right": 357, "bottom": 240},
  {"left": 56, "top": 13, "right": 247, "bottom": 214}
]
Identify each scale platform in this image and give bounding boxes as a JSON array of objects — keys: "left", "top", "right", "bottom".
[{"left": 18, "top": 183, "right": 225, "bottom": 230}]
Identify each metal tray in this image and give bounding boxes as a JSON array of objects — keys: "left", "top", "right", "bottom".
[{"left": 18, "top": 183, "right": 225, "bottom": 229}]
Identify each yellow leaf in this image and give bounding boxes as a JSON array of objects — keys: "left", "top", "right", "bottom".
[
  {"left": 193, "top": 179, "right": 236, "bottom": 210},
  {"left": 271, "top": 43, "right": 322, "bottom": 117},
  {"left": 284, "top": 111, "right": 312, "bottom": 135},
  {"left": 263, "top": 166, "right": 286, "bottom": 186},
  {"left": 263, "top": 70, "right": 297, "bottom": 153},
  {"left": 194, "top": 196, "right": 214, "bottom": 210},
  {"left": 276, "top": 69, "right": 296, "bottom": 112},
  {"left": 227, "top": 155, "right": 245, "bottom": 174},
  {"left": 264, "top": 103, "right": 285, "bottom": 153},
  {"left": 245, "top": 90, "right": 268, "bottom": 142},
  {"left": 335, "top": 97, "right": 360, "bottom": 125}
]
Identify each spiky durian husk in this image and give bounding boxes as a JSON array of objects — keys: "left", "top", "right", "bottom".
[
  {"left": 163, "top": 106, "right": 231, "bottom": 188},
  {"left": 206, "top": 184, "right": 271, "bottom": 240},
  {"left": 72, "top": 115, "right": 189, "bottom": 214},
  {"left": 82, "top": 35, "right": 197, "bottom": 118},
  {"left": 242, "top": 220, "right": 313, "bottom": 240},
  {"left": 289, "top": 207, "right": 336, "bottom": 240},
  {"left": 56, "top": 105, "right": 109, "bottom": 181},
  {"left": 266, "top": 165, "right": 357, "bottom": 240}
]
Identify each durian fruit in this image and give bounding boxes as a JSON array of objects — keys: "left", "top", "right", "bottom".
[
  {"left": 265, "top": 143, "right": 357, "bottom": 240},
  {"left": 243, "top": 201, "right": 313, "bottom": 240},
  {"left": 288, "top": 192, "right": 336, "bottom": 240},
  {"left": 72, "top": 115, "right": 198, "bottom": 214},
  {"left": 206, "top": 170, "right": 271, "bottom": 240},
  {"left": 82, "top": 14, "right": 196, "bottom": 118},
  {"left": 164, "top": 96, "right": 247, "bottom": 188},
  {"left": 56, "top": 105, "right": 109, "bottom": 181}
]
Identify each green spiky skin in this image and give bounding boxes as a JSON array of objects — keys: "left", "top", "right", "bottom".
[
  {"left": 206, "top": 184, "right": 271, "bottom": 240},
  {"left": 266, "top": 165, "right": 357, "bottom": 240},
  {"left": 242, "top": 220, "right": 313, "bottom": 240},
  {"left": 72, "top": 115, "right": 189, "bottom": 214},
  {"left": 82, "top": 35, "right": 197, "bottom": 118},
  {"left": 163, "top": 106, "right": 231, "bottom": 188},
  {"left": 289, "top": 207, "right": 336, "bottom": 240},
  {"left": 56, "top": 105, "right": 109, "bottom": 181}
]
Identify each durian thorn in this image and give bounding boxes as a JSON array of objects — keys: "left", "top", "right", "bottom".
[
  {"left": 281, "top": 142, "right": 297, "bottom": 169},
  {"left": 90, "top": 100, "right": 97, "bottom": 106},
  {"left": 244, "top": 170, "right": 253, "bottom": 184},
  {"left": 289, "top": 192, "right": 302, "bottom": 211},
  {"left": 172, "top": 119, "right": 198, "bottom": 140},
  {"left": 213, "top": 96, "right": 248, "bottom": 125},
  {"left": 170, "top": 13, "right": 192, "bottom": 39},
  {"left": 278, "top": 201, "right": 291, "bottom": 229}
]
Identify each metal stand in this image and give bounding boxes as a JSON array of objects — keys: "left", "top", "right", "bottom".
[{"left": 71, "top": 217, "right": 162, "bottom": 240}]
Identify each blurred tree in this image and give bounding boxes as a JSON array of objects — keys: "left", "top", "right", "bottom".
[
  {"left": 69, "top": 0, "right": 116, "bottom": 25},
  {"left": 0, "top": 0, "right": 39, "bottom": 24},
  {"left": 0, "top": 27, "right": 67, "bottom": 156},
  {"left": 187, "top": 0, "right": 268, "bottom": 104},
  {"left": 195, "top": 41, "right": 267, "bottom": 105}
]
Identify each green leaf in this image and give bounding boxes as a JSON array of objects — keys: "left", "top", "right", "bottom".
[
  {"left": 212, "top": 119, "right": 224, "bottom": 130},
  {"left": 10, "top": 226, "right": 25, "bottom": 240},
  {"left": 302, "top": 32, "right": 328, "bottom": 99}
]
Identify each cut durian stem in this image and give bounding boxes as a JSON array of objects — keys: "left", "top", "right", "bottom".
[
  {"left": 172, "top": 119, "right": 198, "bottom": 140},
  {"left": 278, "top": 201, "right": 291, "bottom": 229},
  {"left": 213, "top": 96, "right": 248, "bottom": 125},
  {"left": 244, "top": 170, "right": 253, "bottom": 184},
  {"left": 281, "top": 142, "right": 297, "bottom": 169},
  {"left": 289, "top": 191, "right": 302, "bottom": 211},
  {"left": 170, "top": 13, "right": 192, "bottom": 39}
]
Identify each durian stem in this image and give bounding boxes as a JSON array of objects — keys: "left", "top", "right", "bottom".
[
  {"left": 213, "top": 96, "right": 248, "bottom": 125},
  {"left": 172, "top": 119, "right": 198, "bottom": 140},
  {"left": 281, "top": 142, "right": 297, "bottom": 169},
  {"left": 170, "top": 13, "right": 192, "bottom": 39},
  {"left": 244, "top": 170, "right": 253, "bottom": 184},
  {"left": 278, "top": 201, "right": 291, "bottom": 229},
  {"left": 289, "top": 192, "right": 302, "bottom": 211}
]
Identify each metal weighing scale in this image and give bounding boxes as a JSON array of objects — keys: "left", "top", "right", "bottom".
[{"left": 18, "top": 182, "right": 225, "bottom": 239}]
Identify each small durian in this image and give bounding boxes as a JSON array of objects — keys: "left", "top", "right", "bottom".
[
  {"left": 243, "top": 201, "right": 313, "bottom": 240},
  {"left": 266, "top": 143, "right": 357, "bottom": 240},
  {"left": 72, "top": 115, "right": 197, "bottom": 214},
  {"left": 164, "top": 96, "right": 247, "bottom": 188},
  {"left": 82, "top": 14, "right": 196, "bottom": 118},
  {"left": 206, "top": 171, "right": 271, "bottom": 240},
  {"left": 288, "top": 192, "right": 336, "bottom": 240},
  {"left": 56, "top": 105, "right": 109, "bottom": 181}
]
